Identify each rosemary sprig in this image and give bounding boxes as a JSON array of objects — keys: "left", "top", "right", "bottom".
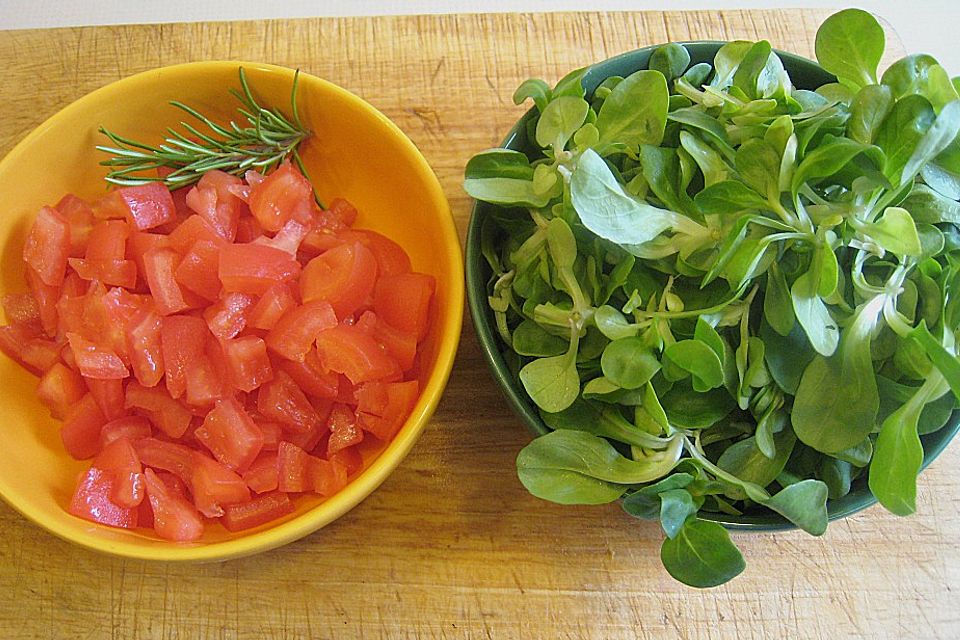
[{"left": 97, "top": 67, "right": 323, "bottom": 206}]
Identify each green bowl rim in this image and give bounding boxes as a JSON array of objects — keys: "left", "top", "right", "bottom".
[{"left": 465, "top": 41, "right": 960, "bottom": 532}]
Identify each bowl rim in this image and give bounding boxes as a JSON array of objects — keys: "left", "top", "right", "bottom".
[
  {"left": 0, "top": 60, "right": 464, "bottom": 560},
  {"left": 465, "top": 41, "right": 960, "bottom": 531}
]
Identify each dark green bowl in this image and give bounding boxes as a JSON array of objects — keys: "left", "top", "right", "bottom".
[{"left": 465, "top": 42, "right": 960, "bottom": 531}]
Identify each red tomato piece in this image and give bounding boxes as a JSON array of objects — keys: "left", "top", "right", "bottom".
[
  {"left": 235, "top": 215, "right": 265, "bottom": 243},
  {"left": 221, "top": 335, "right": 273, "bottom": 392},
  {"left": 142, "top": 247, "right": 194, "bottom": 315},
  {"left": 315, "top": 323, "right": 400, "bottom": 385},
  {"left": 117, "top": 183, "right": 176, "bottom": 231},
  {"left": 355, "top": 382, "right": 389, "bottom": 417},
  {"left": 247, "top": 282, "right": 297, "bottom": 331},
  {"left": 248, "top": 161, "right": 313, "bottom": 232},
  {"left": 91, "top": 190, "right": 128, "bottom": 220},
  {"left": 280, "top": 348, "right": 340, "bottom": 399},
  {"left": 266, "top": 300, "right": 338, "bottom": 363},
  {"left": 203, "top": 291, "right": 255, "bottom": 340},
  {"left": 86, "top": 377, "right": 126, "bottom": 421},
  {"left": 221, "top": 491, "right": 295, "bottom": 532},
  {"left": 25, "top": 267, "right": 60, "bottom": 337},
  {"left": 69, "top": 467, "right": 139, "bottom": 529},
  {"left": 85, "top": 219, "right": 129, "bottom": 262},
  {"left": 93, "top": 437, "right": 145, "bottom": 508},
  {"left": 373, "top": 272, "right": 435, "bottom": 342},
  {"left": 326, "top": 403, "right": 363, "bottom": 455},
  {"left": 36, "top": 362, "right": 86, "bottom": 419},
  {"left": 175, "top": 240, "right": 223, "bottom": 301},
  {"left": 341, "top": 229, "right": 412, "bottom": 277},
  {"left": 218, "top": 243, "right": 301, "bottom": 296},
  {"left": 300, "top": 241, "right": 378, "bottom": 318},
  {"left": 61, "top": 393, "right": 107, "bottom": 459},
  {"left": 126, "top": 231, "right": 169, "bottom": 284},
  {"left": 67, "top": 332, "right": 128, "bottom": 380},
  {"left": 126, "top": 307, "right": 164, "bottom": 387},
  {"left": 184, "top": 354, "right": 226, "bottom": 407},
  {"left": 134, "top": 438, "right": 195, "bottom": 480},
  {"left": 99, "top": 415, "right": 153, "bottom": 450},
  {"left": 69, "top": 257, "right": 138, "bottom": 289},
  {"left": 167, "top": 214, "right": 227, "bottom": 255},
  {"left": 143, "top": 468, "right": 203, "bottom": 542},
  {"left": 23, "top": 206, "right": 70, "bottom": 288},
  {"left": 3, "top": 291, "right": 42, "bottom": 331},
  {"left": 160, "top": 315, "right": 208, "bottom": 399},
  {"left": 256, "top": 370, "right": 319, "bottom": 433},
  {"left": 329, "top": 446, "right": 364, "bottom": 477},
  {"left": 190, "top": 170, "right": 243, "bottom": 241},
  {"left": 125, "top": 382, "right": 193, "bottom": 438},
  {"left": 309, "top": 457, "right": 349, "bottom": 497},
  {"left": 195, "top": 397, "right": 264, "bottom": 472},
  {"left": 253, "top": 219, "right": 309, "bottom": 256},
  {"left": 277, "top": 441, "right": 311, "bottom": 492},
  {"left": 189, "top": 452, "right": 250, "bottom": 517},
  {"left": 242, "top": 453, "right": 280, "bottom": 494},
  {"left": 0, "top": 324, "right": 56, "bottom": 375},
  {"left": 56, "top": 194, "right": 95, "bottom": 258},
  {"left": 257, "top": 421, "right": 283, "bottom": 451},
  {"left": 373, "top": 316, "right": 417, "bottom": 371},
  {"left": 357, "top": 380, "right": 419, "bottom": 441}
]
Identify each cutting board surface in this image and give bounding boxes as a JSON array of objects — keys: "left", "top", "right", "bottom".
[{"left": 1, "top": 10, "right": 958, "bottom": 639}]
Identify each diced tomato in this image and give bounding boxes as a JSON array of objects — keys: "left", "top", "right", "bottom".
[
  {"left": 221, "top": 336, "right": 273, "bottom": 392},
  {"left": 256, "top": 370, "right": 319, "bottom": 433},
  {"left": 257, "top": 421, "right": 283, "bottom": 451},
  {"left": 125, "top": 382, "right": 192, "bottom": 438},
  {"left": 142, "top": 248, "right": 193, "bottom": 315},
  {"left": 373, "top": 272, "right": 435, "bottom": 342},
  {"left": 160, "top": 315, "right": 208, "bottom": 399},
  {"left": 204, "top": 291, "right": 254, "bottom": 340},
  {"left": 69, "top": 257, "right": 138, "bottom": 289},
  {"left": 280, "top": 349, "right": 340, "bottom": 399},
  {"left": 69, "top": 467, "right": 138, "bottom": 529},
  {"left": 235, "top": 215, "right": 264, "bottom": 243},
  {"left": 3, "top": 292, "right": 41, "bottom": 331},
  {"left": 125, "top": 307, "right": 164, "bottom": 387},
  {"left": 93, "top": 437, "right": 145, "bottom": 508},
  {"left": 300, "top": 242, "right": 377, "bottom": 318},
  {"left": 117, "top": 183, "right": 176, "bottom": 231},
  {"left": 127, "top": 231, "right": 169, "bottom": 282},
  {"left": 326, "top": 403, "right": 363, "bottom": 454},
  {"left": 277, "top": 441, "right": 311, "bottom": 492},
  {"left": 329, "top": 446, "right": 364, "bottom": 476},
  {"left": 315, "top": 323, "right": 400, "bottom": 385},
  {"left": 23, "top": 206, "right": 70, "bottom": 287},
  {"left": 86, "top": 377, "right": 126, "bottom": 420},
  {"left": 373, "top": 316, "right": 417, "bottom": 371},
  {"left": 0, "top": 323, "right": 60, "bottom": 375},
  {"left": 242, "top": 453, "right": 279, "bottom": 494},
  {"left": 266, "top": 300, "right": 337, "bottom": 363},
  {"left": 134, "top": 438, "right": 195, "bottom": 480},
  {"left": 247, "top": 282, "right": 297, "bottom": 331},
  {"left": 61, "top": 393, "right": 107, "bottom": 459},
  {"left": 189, "top": 452, "right": 250, "bottom": 517},
  {"left": 281, "top": 421, "right": 327, "bottom": 453},
  {"left": 143, "top": 468, "right": 203, "bottom": 541},
  {"left": 248, "top": 161, "right": 313, "bottom": 232},
  {"left": 221, "top": 491, "right": 295, "bottom": 532},
  {"left": 357, "top": 380, "right": 418, "bottom": 441},
  {"left": 219, "top": 243, "right": 300, "bottom": 295},
  {"left": 195, "top": 397, "right": 264, "bottom": 472},
  {"left": 341, "top": 229, "right": 411, "bottom": 276},
  {"left": 36, "top": 362, "right": 86, "bottom": 419},
  {"left": 92, "top": 190, "right": 128, "bottom": 220},
  {"left": 309, "top": 457, "right": 349, "bottom": 497},
  {"left": 67, "top": 332, "right": 128, "bottom": 380},
  {"left": 25, "top": 267, "right": 60, "bottom": 337},
  {"left": 175, "top": 240, "right": 223, "bottom": 301},
  {"left": 167, "top": 214, "right": 227, "bottom": 255},
  {"left": 56, "top": 194, "right": 95, "bottom": 257},
  {"left": 99, "top": 415, "right": 152, "bottom": 450},
  {"left": 254, "top": 219, "right": 310, "bottom": 257},
  {"left": 184, "top": 354, "right": 226, "bottom": 407}
]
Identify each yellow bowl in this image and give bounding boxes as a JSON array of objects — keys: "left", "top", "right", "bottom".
[{"left": 0, "top": 61, "right": 463, "bottom": 560}]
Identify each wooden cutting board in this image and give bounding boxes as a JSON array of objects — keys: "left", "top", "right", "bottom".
[{"left": 1, "top": 10, "right": 958, "bottom": 639}]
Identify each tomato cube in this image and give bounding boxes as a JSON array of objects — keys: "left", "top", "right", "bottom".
[
  {"left": 195, "top": 397, "right": 264, "bottom": 472},
  {"left": 69, "top": 467, "right": 139, "bottom": 529},
  {"left": 315, "top": 323, "right": 400, "bottom": 385},
  {"left": 126, "top": 307, "right": 164, "bottom": 387},
  {"left": 93, "top": 437, "right": 145, "bottom": 508},
  {"left": 2, "top": 291, "right": 41, "bottom": 331},
  {"left": 61, "top": 393, "right": 107, "bottom": 459},
  {"left": 357, "top": 380, "right": 419, "bottom": 441},
  {"left": 160, "top": 315, "right": 208, "bottom": 399},
  {"left": 248, "top": 161, "right": 313, "bottom": 232},
  {"left": 248, "top": 282, "right": 297, "bottom": 331},
  {"left": 266, "top": 300, "right": 337, "bottom": 363},
  {"left": 204, "top": 291, "right": 255, "bottom": 340},
  {"left": 99, "top": 415, "right": 153, "bottom": 450},
  {"left": 300, "top": 241, "right": 378, "bottom": 318},
  {"left": 326, "top": 403, "right": 363, "bottom": 455},
  {"left": 256, "top": 370, "right": 319, "bottom": 433},
  {"left": 125, "top": 382, "right": 192, "bottom": 438},
  {"left": 36, "top": 362, "right": 86, "bottom": 419},
  {"left": 341, "top": 228, "right": 411, "bottom": 277},
  {"left": 242, "top": 453, "right": 280, "bottom": 494},
  {"left": 23, "top": 206, "right": 70, "bottom": 287},
  {"left": 277, "top": 441, "right": 311, "bottom": 492},
  {"left": 56, "top": 194, "right": 95, "bottom": 258},
  {"left": 167, "top": 214, "right": 227, "bottom": 255},
  {"left": 280, "top": 349, "right": 340, "bottom": 399},
  {"left": 309, "top": 457, "right": 348, "bottom": 497},
  {"left": 86, "top": 377, "right": 127, "bottom": 421},
  {"left": 189, "top": 452, "right": 250, "bottom": 517},
  {"left": 218, "top": 243, "right": 300, "bottom": 295},
  {"left": 143, "top": 247, "right": 194, "bottom": 315},
  {"left": 373, "top": 272, "right": 435, "bottom": 342},
  {"left": 221, "top": 491, "right": 295, "bottom": 532},
  {"left": 175, "top": 240, "right": 224, "bottom": 301},
  {"left": 67, "top": 332, "right": 128, "bottom": 380},
  {"left": 118, "top": 183, "right": 176, "bottom": 231},
  {"left": 222, "top": 336, "right": 273, "bottom": 392},
  {"left": 373, "top": 316, "right": 417, "bottom": 371},
  {"left": 143, "top": 468, "right": 203, "bottom": 541}
]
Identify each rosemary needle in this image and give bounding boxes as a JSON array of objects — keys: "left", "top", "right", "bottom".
[{"left": 97, "top": 67, "right": 324, "bottom": 208}]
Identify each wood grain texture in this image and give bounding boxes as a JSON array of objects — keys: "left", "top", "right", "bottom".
[{"left": 0, "top": 10, "right": 958, "bottom": 639}]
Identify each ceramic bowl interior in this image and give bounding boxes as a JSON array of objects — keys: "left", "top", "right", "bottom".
[
  {"left": 0, "top": 61, "right": 463, "bottom": 559},
  {"left": 465, "top": 42, "right": 960, "bottom": 531}
]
